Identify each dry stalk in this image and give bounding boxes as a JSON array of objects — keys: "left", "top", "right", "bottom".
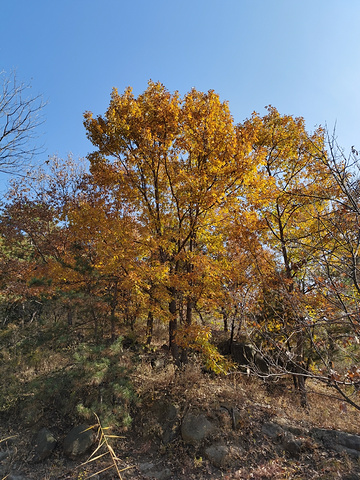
[{"left": 79, "top": 414, "right": 134, "bottom": 479}]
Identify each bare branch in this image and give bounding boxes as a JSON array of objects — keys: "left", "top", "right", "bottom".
[{"left": 0, "top": 71, "right": 46, "bottom": 174}]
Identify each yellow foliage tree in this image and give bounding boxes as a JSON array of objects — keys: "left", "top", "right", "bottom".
[{"left": 83, "top": 81, "right": 260, "bottom": 363}]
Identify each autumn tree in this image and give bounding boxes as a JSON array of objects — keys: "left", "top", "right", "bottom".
[
  {"left": 2, "top": 76, "right": 359, "bottom": 407},
  {"left": 83, "top": 81, "right": 259, "bottom": 365},
  {"left": 299, "top": 135, "right": 360, "bottom": 410},
  {"left": 65, "top": 172, "right": 149, "bottom": 340},
  {"left": 236, "top": 107, "right": 336, "bottom": 406},
  {"left": 0, "top": 156, "right": 89, "bottom": 328}
]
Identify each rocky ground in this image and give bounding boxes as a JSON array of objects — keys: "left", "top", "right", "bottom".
[{"left": 1, "top": 361, "right": 360, "bottom": 480}]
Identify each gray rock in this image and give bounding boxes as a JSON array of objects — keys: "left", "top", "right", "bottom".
[
  {"left": 32, "top": 427, "right": 57, "bottom": 462},
  {"left": 261, "top": 422, "right": 284, "bottom": 439},
  {"left": 139, "top": 462, "right": 156, "bottom": 473},
  {"left": 181, "top": 413, "right": 215, "bottom": 445},
  {"left": 205, "top": 444, "right": 229, "bottom": 468},
  {"left": 281, "top": 431, "right": 302, "bottom": 458},
  {"left": 0, "top": 449, "right": 12, "bottom": 462},
  {"left": 150, "top": 400, "right": 179, "bottom": 444},
  {"left": 138, "top": 462, "right": 172, "bottom": 480},
  {"left": 63, "top": 424, "right": 95, "bottom": 459},
  {"left": 311, "top": 428, "right": 360, "bottom": 458}
]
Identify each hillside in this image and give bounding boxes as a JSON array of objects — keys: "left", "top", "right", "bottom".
[{"left": 1, "top": 323, "right": 360, "bottom": 480}]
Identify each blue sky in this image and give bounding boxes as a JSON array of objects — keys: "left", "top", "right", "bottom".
[{"left": 1, "top": 0, "right": 360, "bottom": 189}]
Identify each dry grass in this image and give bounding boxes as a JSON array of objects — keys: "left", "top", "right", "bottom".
[
  {"left": 129, "top": 361, "right": 360, "bottom": 479},
  {"left": 133, "top": 358, "right": 360, "bottom": 436},
  {"left": 2, "top": 319, "right": 360, "bottom": 480}
]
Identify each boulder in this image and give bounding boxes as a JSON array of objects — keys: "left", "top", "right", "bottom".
[
  {"left": 311, "top": 428, "right": 360, "bottom": 458},
  {"left": 261, "top": 422, "right": 284, "bottom": 439},
  {"left": 230, "top": 342, "right": 269, "bottom": 374},
  {"left": 181, "top": 413, "right": 215, "bottom": 445},
  {"left": 32, "top": 428, "right": 57, "bottom": 462},
  {"left": 205, "top": 444, "right": 243, "bottom": 469},
  {"left": 138, "top": 462, "right": 172, "bottom": 479},
  {"left": 281, "top": 431, "right": 302, "bottom": 459},
  {"left": 63, "top": 424, "right": 95, "bottom": 459},
  {"left": 204, "top": 444, "right": 229, "bottom": 468}
]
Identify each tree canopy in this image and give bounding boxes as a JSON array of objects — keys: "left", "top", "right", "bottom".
[{"left": 1, "top": 81, "right": 360, "bottom": 408}]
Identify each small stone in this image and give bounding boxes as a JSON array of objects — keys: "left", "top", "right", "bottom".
[
  {"left": 0, "top": 450, "right": 11, "bottom": 462},
  {"left": 63, "top": 424, "right": 95, "bottom": 459},
  {"left": 205, "top": 444, "right": 229, "bottom": 468},
  {"left": 282, "top": 432, "right": 302, "bottom": 459},
  {"left": 139, "top": 461, "right": 156, "bottom": 473},
  {"left": 181, "top": 413, "right": 215, "bottom": 445},
  {"left": 261, "top": 422, "right": 284, "bottom": 439},
  {"left": 32, "top": 428, "right": 57, "bottom": 462}
]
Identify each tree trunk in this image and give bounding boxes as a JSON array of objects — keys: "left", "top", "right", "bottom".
[
  {"left": 295, "top": 327, "right": 307, "bottom": 408},
  {"left": 67, "top": 307, "right": 73, "bottom": 326},
  {"left": 91, "top": 306, "right": 100, "bottom": 343},
  {"left": 110, "top": 281, "right": 118, "bottom": 342},
  {"left": 186, "top": 297, "right": 193, "bottom": 326},
  {"left": 146, "top": 310, "right": 154, "bottom": 345},
  {"left": 222, "top": 307, "right": 228, "bottom": 332},
  {"left": 169, "top": 292, "right": 180, "bottom": 366}
]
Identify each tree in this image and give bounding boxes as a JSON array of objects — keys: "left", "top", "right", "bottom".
[
  {"left": 0, "top": 156, "right": 88, "bottom": 330},
  {"left": 83, "top": 81, "right": 260, "bottom": 364},
  {"left": 230, "top": 117, "right": 360, "bottom": 411},
  {"left": 0, "top": 71, "right": 45, "bottom": 174},
  {"left": 2, "top": 78, "right": 360, "bottom": 409},
  {"left": 66, "top": 172, "right": 148, "bottom": 340},
  {"left": 303, "top": 134, "right": 360, "bottom": 410},
  {"left": 237, "top": 107, "right": 335, "bottom": 406}
]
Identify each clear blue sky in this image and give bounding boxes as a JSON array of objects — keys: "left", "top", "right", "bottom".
[{"left": 1, "top": 0, "right": 360, "bottom": 189}]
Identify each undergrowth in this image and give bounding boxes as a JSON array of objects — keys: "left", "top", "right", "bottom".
[
  {"left": 0, "top": 320, "right": 138, "bottom": 430},
  {"left": 1, "top": 317, "right": 360, "bottom": 479}
]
